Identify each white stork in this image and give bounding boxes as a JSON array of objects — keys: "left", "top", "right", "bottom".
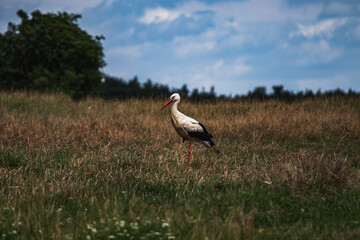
[{"left": 161, "top": 93, "right": 215, "bottom": 167}]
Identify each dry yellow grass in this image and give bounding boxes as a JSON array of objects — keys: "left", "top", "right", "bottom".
[{"left": 1, "top": 92, "right": 359, "bottom": 189}]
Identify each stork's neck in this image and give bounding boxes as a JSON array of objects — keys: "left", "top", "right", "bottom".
[{"left": 171, "top": 100, "right": 180, "bottom": 116}]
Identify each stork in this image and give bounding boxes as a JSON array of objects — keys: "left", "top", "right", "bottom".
[{"left": 161, "top": 93, "right": 215, "bottom": 167}]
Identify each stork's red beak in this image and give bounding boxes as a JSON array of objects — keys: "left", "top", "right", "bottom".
[{"left": 160, "top": 99, "right": 173, "bottom": 110}]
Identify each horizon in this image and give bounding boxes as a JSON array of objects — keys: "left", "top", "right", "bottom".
[
  {"left": 102, "top": 75, "right": 360, "bottom": 97},
  {"left": 1, "top": 0, "right": 360, "bottom": 95}
]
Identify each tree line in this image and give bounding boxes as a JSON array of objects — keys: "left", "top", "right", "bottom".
[
  {"left": 97, "top": 75, "right": 360, "bottom": 102},
  {"left": 1, "top": 10, "right": 359, "bottom": 102},
  {"left": 96, "top": 75, "right": 216, "bottom": 102}
]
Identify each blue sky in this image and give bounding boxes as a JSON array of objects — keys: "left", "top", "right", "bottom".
[{"left": 1, "top": 0, "right": 360, "bottom": 95}]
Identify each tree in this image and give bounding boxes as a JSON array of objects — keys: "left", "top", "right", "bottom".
[
  {"left": 0, "top": 9, "right": 105, "bottom": 99},
  {"left": 272, "top": 85, "right": 284, "bottom": 99},
  {"left": 248, "top": 86, "right": 267, "bottom": 101}
]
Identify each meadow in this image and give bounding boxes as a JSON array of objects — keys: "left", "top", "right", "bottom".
[{"left": 1, "top": 92, "right": 360, "bottom": 239}]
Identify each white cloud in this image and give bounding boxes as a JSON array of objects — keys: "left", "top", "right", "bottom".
[
  {"left": 295, "top": 40, "right": 342, "bottom": 65},
  {"left": 231, "top": 57, "right": 252, "bottom": 75},
  {"left": 139, "top": 7, "right": 184, "bottom": 24},
  {"left": 171, "top": 25, "right": 246, "bottom": 57},
  {"left": 209, "top": 0, "right": 322, "bottom": 23},
  {"left": 104, "top": 0, "right": 116, "bottom": 7},
  {"left": 212, "top": 59, "right": 224, "bottom": 71},
  {"left": 173, "top": 37, "right": 216, "bottom": 56},
  {"left": 200, "top": 57, "right": 252, "bottom": 77},
  {"left": 190, "top": 57, "right": 252, "bottom": 90},
  {"left": 289, "top": 18, "right": 347, "bottom": 38},
  {"left": 138, "top": 0, "right": 322, "bottom": 26},
  {"left": 139, "top": 1, "right": 208, "bottom": 24}
]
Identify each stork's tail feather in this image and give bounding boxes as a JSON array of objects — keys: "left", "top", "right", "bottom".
[{"left": 203, "top": 139, "right": 215, "bottom": 148}]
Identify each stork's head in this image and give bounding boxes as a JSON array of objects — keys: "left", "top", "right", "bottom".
[
  {"left": 170, "top": 93, "right": 180, "bottom": 102},
  {"left": 161, "top": 93, "right": 180, "bottom": 110}
]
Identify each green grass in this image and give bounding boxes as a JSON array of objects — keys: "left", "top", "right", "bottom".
[{"left": 1, "top": 92, "right": 360, "bottom": 239}]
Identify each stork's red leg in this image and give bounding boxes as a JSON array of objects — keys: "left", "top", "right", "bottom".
[{"left": 188, "top": 141, "right": 191, "bottom": 167}]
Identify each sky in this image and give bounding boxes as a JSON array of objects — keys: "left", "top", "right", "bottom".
[{"left": 1, "top": 0, "right": 360, "bottom": 95}]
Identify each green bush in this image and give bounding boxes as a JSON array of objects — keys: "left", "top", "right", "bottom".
[{"left": 0, "top": 9, "right": 105, "bottom": 99}]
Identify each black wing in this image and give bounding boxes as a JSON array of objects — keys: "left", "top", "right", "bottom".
[{"left": 187, "top": 122, "right": 215, "bottom": 147}]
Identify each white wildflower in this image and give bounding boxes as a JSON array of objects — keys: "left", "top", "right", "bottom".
[
  {"left": 132, "top": 224, "right": 139, "bottom": 230},
  {"left": 120, "top": 220, "right": 125, "bottom": 227}
]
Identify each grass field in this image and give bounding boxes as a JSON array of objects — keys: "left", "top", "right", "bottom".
[{"left": 1, "top": 92, "right": 360, "bottom": 239}]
